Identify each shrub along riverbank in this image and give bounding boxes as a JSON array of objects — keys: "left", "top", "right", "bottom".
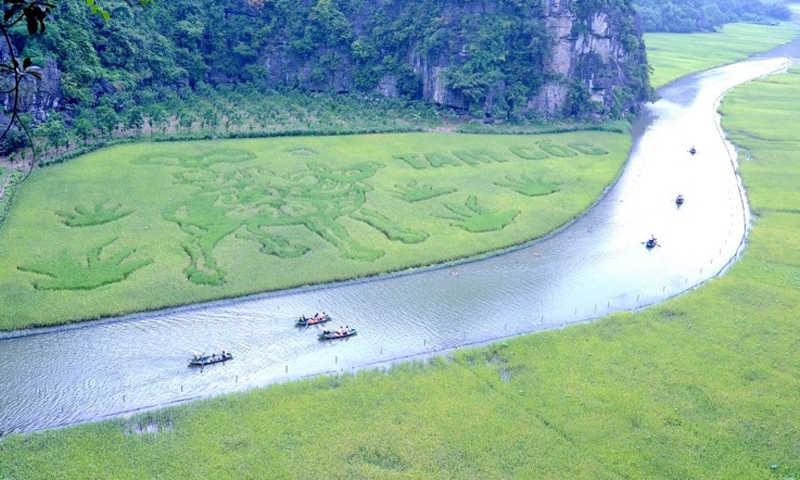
[
  {"left": 1, "top": 41, "right": 799, "bottom": 480},
  {"left": 0, "top": 131, "right": 630, "bottom": 330}
]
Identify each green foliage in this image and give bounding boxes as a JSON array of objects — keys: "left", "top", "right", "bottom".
[
  {"left": 635, "top": 0, "right": 791, "bottom": 32},
  {"left": 0, "top": 125, "right": 30, "bottom": 155},
  {"left": 0, "top": 169, "right": 23, "bottom": 227},
  {"left": 441, "top": 4, "right": 550, "bottom": 118}
]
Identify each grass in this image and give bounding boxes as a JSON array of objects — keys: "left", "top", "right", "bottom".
[
  {"left": 645, "top": 22, "right": 800, "bottom": 88},
  {"left": 1, "top": 42, "right": 800, "bottom": 480},
  {"left": 0, "top": 131, "right": 630, "bottom": 330}
]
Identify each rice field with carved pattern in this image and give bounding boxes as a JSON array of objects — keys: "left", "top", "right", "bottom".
[{"left": 0, "top": 132, "right": 630, "bottom": 329}]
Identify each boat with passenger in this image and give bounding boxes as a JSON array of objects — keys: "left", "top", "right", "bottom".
[
  {"left": 676, "top": 194, "right": 684, "bottom": 205},
  {"left": 189, "top": 351, "right": 232, "bottom": 366},
  {"left": 296, "top": 313, "right": 332, "bottom": 326},
  {"left": 646, "top": 236, "right": 658, "bottom": 249},
  {"left": 318, "top": 326, "right": 357, "bottom": 340}
]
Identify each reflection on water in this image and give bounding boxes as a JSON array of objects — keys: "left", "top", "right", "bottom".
[{"left": 0, "top": 53, "right": 796, "bottom": 434}]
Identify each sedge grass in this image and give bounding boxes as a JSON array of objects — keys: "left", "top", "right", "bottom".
[
  {"left": 1, "top": 51, "right": 800, "bottom": 480},
  {"left": 645, "top": 22, "right": 800, "bottom": 88}
]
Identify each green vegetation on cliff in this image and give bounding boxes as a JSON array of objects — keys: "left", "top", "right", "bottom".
[
  {"left": 635, "top": 0, "right": 791, "bottom": 33},
  {"left": 2, "top": 0, "right": 650, "bottom": 158}
]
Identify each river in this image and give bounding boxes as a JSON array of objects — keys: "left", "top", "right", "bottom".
[{"left": 0, "top": 50, "right": 796, "bottom": 435}]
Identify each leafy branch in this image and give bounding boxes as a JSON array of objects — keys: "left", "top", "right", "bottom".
[{"left": 1, "top": 0, "right": 151, "bottom": 181}]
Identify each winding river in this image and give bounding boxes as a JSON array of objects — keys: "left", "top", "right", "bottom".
[{"left": 0, "top": 47, "right": 797, "bottom": 435}]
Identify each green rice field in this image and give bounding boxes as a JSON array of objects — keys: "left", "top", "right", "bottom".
[
  {"left": 0, "top": 131, "right": 630, "bottom": 330},
  {"left": 645, "top": 22, "right": 800, "bottom": 88}
]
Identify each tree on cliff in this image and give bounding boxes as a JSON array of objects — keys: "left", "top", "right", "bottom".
[
  {"left": 634, "top": 0, "right": 791, "bottom": 33},
  {"left": 0, "top": 0, "right": 150, "bottom": 179}
]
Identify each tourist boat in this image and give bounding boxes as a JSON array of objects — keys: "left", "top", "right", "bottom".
[
  {"left": 189, "top": 351, "right": 232, "bottom": 366},
  {"left": 296, "top": 313, "right": 332, "bottom": 326},
  {"left": 318, "top": 327, "right": 357, "bottom": 340},
  {"left": 676, "top": 194, "right": 684, "bottom": 205},
  {"left": 646, "top": 238, "right": 657, "bottom": 249}
]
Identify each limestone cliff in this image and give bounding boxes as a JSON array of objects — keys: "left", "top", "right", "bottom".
[
  {"left": 3, "top": 0, "right": 651, "bottom": 123},
  {"left": 530, "top": 0, "right": 650, "bottom": 117},
  {"left": 0, "top": 41, "right": 61, "bottom": 124},
  {"left": 255, "top": 0, "right": 650, "bottom": 120}
]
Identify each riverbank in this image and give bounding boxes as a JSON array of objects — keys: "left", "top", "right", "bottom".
[{"left": 1, "top": 28, "right": 800, "bottom": 480}]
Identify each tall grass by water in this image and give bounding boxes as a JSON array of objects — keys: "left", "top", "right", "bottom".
[
  {"left": 645, "top": 22, "right": 800, "bottom": 88},
  {"left": 1, "top": 57, "right": 799, "bottom": 480},
  {"left": 0, "top": 131, "right": 630, "bottom": 330}
]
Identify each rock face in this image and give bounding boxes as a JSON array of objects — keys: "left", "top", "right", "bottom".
[
  {"left": 529, "top": 0, "right": 649, "bottom": 117},
  {"left": 253, "top": 0, "right": 650, "bottom": 120},
  {"left": 0, "top": 40, "right": 62, "bottom": 123},
  {"left": 4, "top": 0, "right": 650, "bottom": 122}
]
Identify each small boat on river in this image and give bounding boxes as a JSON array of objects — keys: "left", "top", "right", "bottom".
[
  {"left": 689, "top": 146, "right": 697, "bottom": 155},
  {"left": 676, "top": 194, "right": 684, "bottom": 205},
  {"left": 646, "top": 237, "right": 658, "bottom": 249},
  {"left": 296, "top": 313, "right": 332, "bottom": 326},
  {"left": 189, "top": 351, "right": 232, "bottom": 366},
  {"left": 319, "top": 327, "right": 357, "bottom": 340}
]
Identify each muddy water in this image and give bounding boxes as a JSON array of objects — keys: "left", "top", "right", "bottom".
[{"left": 0, "top": 52, "right": 796, "bottom": 435}]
